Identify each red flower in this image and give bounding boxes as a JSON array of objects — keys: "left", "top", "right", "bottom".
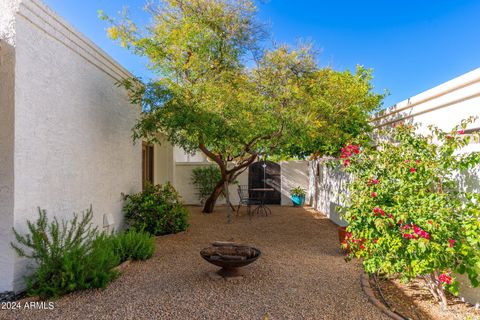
[
  {"left": 449, "top": 239, "right": 455, "bottom": 248},
  {"left": 388, "top": 214, "right": 394, "bottom": 219},
  {"left": 404, "top": 160, "right": 410, "bottom": 163},
  {"left": 415, "top": 160, "right": 421, "bottom": 164},
  {"left": 359, "top": 244, "right": 365, "bottom": 250},
  {"left": 447, "top": 135, "right": 452, "bottom": 140},
  {"left": 397, "top": 220, "right": 403, "bottom": 225},
  {"left": 371, "top": 192, "right": 377, "bottom": 198},
  {"left": 373, "top": 239, "right": 378, "bottom": 244},
  {"left": 367, "top": 178, "right": 379, "bottom": 186},
  {"left": 343, "top": 159, "right": 350, "bottom": 167},
  {"left": 413, "top": 225, "right": 421, "bottom": 234},
  {"left": 409, "top": 167, "right": 416, "bottom": 173},
  {"left": 373, "top": 207, "right": 381, "bottom": 213},
  {"left": 438, "top": 274, "right": 452, "bottom": 285}
]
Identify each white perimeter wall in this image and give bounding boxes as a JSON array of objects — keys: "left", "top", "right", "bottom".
[
  {"left": 0, "top": 0, "right": 142, "bottom": 292},
  {"left": 280, "top": 160, "right": 309, "bottom": 206},
  {"left": 171, "top": 160, "right": 309, "bottom": 207},
  {"left": 173, "top": 162, "right": 248, "bottom": 206}
]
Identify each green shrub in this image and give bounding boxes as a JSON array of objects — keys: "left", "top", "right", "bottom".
[
  {"left": 123, "top": 182, "right": 189, "bottom": 236},
  {"left": 337, "top": 118, "right": 480, "bottom": 309},
  {"left": 290, "top": 186, "right": 306, "bottom": 197},
  {"left": 191, "top": 166, "right": 222, "bottom": 204},
  {"left": 11, "top": 208, "right": 119, "bottom": 299},
  {"left": 110, "top": 229, "right": 155, "bottom": 262}
]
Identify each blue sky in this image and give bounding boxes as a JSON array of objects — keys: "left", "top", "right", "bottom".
[{"left": 43, "top": 0, "right": 480, "bottom": 108}]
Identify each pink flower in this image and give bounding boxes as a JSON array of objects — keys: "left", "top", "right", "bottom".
[
  {"left": 373, "top": 207, "right": 381, "bottom": 213},
  {"left": 404, "top": 160, "right": 410, "bottom": 163},
  {"left": 413, "top": 225, "right": 421, "bottom": 234},
  {"left": 449, "top": 239, "right": 455, "bottom": 248},
  {"left": 368, "top": 178, "right": 379, "bottom": 186},
  {"left": 458, "top": 130, "right": 465, "bottom": 134},
  {"left": 438, "top": 274, "right": 452, "bottom": 285},
  {"left": 371, "top": 192, "right": 377, "bottom": 198},
  {"left": 409, "top": 167, "right": 416, "bottom": 173}
]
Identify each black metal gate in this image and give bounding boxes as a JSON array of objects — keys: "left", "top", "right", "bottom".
[{"left": 248, "top": 161, "right": 281, "bottom": 205}]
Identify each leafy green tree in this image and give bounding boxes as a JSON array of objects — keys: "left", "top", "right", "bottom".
[{"left": 101, "top": 0, "right": 382, "bottom": 213}]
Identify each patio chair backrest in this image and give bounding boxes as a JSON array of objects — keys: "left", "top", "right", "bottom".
[{"left": 237, "top": 185, "right": 250, "bottom": 200}]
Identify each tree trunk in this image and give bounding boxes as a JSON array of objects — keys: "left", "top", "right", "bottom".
[
  {"left": 203, "top": 178, "right": 226, "bottom": 213},
  {"left": 423, "top": 271, "right": 448, "bottom": 310}
]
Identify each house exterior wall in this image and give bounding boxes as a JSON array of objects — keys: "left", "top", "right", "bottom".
[
  {"left": 153, "top": 134, "right": 175, "bottom": 186},
  {"left": 0, "top": 0, "right": 142, "bottom": 292},
  {"left": 0, "top": 40, "right": 16, "bottom": 293}
]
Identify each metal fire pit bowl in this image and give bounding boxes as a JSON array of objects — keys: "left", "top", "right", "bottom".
[{"left": 200, "top": 242, "right": 261, "bottom": 277}]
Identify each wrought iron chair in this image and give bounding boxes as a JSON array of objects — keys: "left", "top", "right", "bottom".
[{"left": 237, "top": 185, "right": 261, "bottom": 216}]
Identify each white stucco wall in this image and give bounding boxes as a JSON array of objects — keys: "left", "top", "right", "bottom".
[
  {"left": 171, "top": 160, "right": 309, "bottom": 207},
  {"left": 374, "top": 68, "right": 480, "bottom": 153},
  {"left": 0, "top": 0, "right": 142, "bottom": 292},
  {"left": 280, "top": 160, "right": 309, "bottom": 206},
  {"left": 173, "top": 162, "right": 248, "bottom": 206},
  {"left": 153, "top": 135, "right": 175, "bottom": 186},
  {"left": 308, "top": 160, "right": 349, "bottom": 226},
  {"left": 0, "top": 40, "right": 16, "bottom": 292}
]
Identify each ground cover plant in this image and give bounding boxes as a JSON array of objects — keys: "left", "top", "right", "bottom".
[
  {"left": 11, "top": 208, "right": 119, "bottom": 299},
  {"left": 12, "top": 208, "right": 156, "bottom": 299}
]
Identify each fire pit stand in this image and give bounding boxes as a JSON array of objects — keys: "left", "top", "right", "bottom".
[{"left": 200, "top": 242, "right": 261, "bottom": 279}]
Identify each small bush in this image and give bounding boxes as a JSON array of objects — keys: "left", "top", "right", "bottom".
[
  {"left": 109, "top": 230, "right": 155, "bottom": 262},
  {"left": 11, "top": 208, "right": 119, "bottom": 299},
  {"left": 191, "top": 166, "right": 222, "bottom": 204},
  {"left": 123, "top": 182, "right": 189, "bottom": 236}
]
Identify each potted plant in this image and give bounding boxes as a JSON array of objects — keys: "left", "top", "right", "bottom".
[{"left": 290, "top": 187, "right": 306, "bottom": 206}]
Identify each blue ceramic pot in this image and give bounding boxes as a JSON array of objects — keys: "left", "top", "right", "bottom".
[{"left": 291, "top": 195, "right": 305, "bottom": 206}]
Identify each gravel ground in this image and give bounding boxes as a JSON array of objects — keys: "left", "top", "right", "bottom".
[
  {"left": 372, "top": 276, "right": 480, "bottom": 320},
  {"left": 0, "top": 206, "right": 388, "bottom": 320}
]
